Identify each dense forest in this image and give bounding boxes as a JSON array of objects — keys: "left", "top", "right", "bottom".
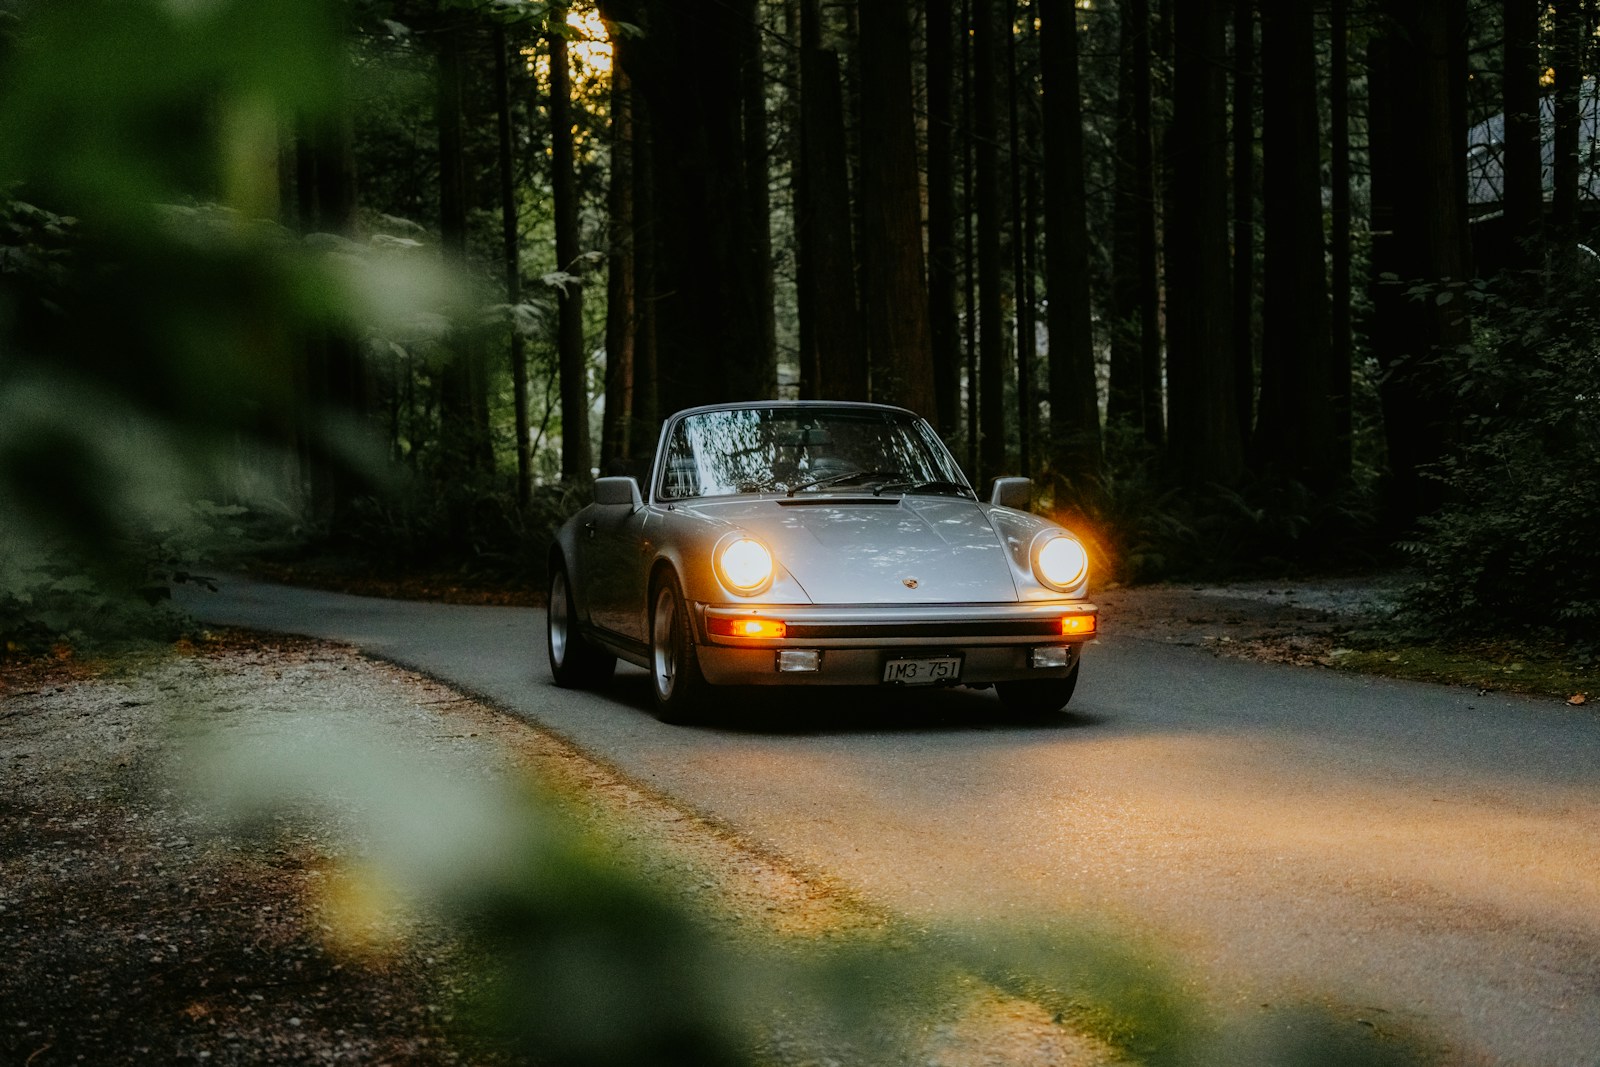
[{"left": 3, "top": 0, "right": 1600, "bottom": 649}]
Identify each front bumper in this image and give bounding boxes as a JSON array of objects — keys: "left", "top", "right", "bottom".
[{"left": 694, "top": 601, "right": 1096, "bottom": 686}]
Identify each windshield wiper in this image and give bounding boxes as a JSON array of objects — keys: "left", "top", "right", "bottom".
[
  {"left": 871, "top": 478, "right": 975, "bottom": 498},
  {"left": 786, "top": 468, "right": 910, "bottom": 497}
]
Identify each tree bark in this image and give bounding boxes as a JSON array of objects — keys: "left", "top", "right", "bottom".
[
  {"left": 630, "top": 75, "right": 659, "bottom": 459},
  {"left": 1165, "top": 0, "right": 1241, "bottom": 488},
  {"left": 1041, "top": 0, "right": 1101, "bottom": 483},
  {"left": 1257, "top": 3, "right": 1337, "bottom": 489},
  {"left": 740, "top": 0, "right": 777, "bottom": 397},
  {"left": 494, "top": 26, "right": 531, "bottom": 504},
  {"left": 926, "top": 0, "right": 962, "bottom": 436},
  {"left": 1329, "top": 0, "right": 1353, "bottom": 477},
  {"left": 857, "top": 0, "right": 937, "bottom": 419},
  {"left": 1107, "top": 0, "right": 1164, "bottom": 450},
  {"left": 1008, "top": 1, "right": 1033, "bottom": 474},
  {"left": 436, "top": 23, "right": 490, "bottom": 476},
  {"left": 602, "top": 62, "right": 635, "bottom": 468},
  {"left": 550, "top": 12, "right": 593, "bottom": 483},
  {"left": 1231, "top": 0, "right": 1255, "bottom": 452},
  {"left": 294, "top": 72, "right": 363, "bottom": 525},
  {"left": 799, "top": 26, "right": 868, "bottom": 401},
  {"left": 1502, "top": 0, "right": 1543, "bottom": 263},
  {"left": 610, "top": 0, "right": 766, "bottom": 421},
  {"left": 1552, "top": 0, "right": 1582, "bottom": 248},
  {"left": 974, "top": 0, "right": 1006, "bottom": 483},
  {"left": 1368, "top": 0, "right": 1472, "bottom": 527},
  {"left": 962, "top": 0, "right": 979, "bottom": 476}
]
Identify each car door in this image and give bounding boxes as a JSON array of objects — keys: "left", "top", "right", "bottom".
[{"left": 580, "top": 499, "right": 652, "bottom": 642}]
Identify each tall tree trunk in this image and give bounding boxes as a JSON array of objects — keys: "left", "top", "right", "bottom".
[
  {"left": 608, "top": 0, "right": 765, "bottom": 419},
  {"left": 799, "top": 0, "right": 867, "bottom": 401},
  {"left": 974, "top": 0, "right": 1006, "bottom": 483},
  {"left": 740, "top": 0, "right": 777, "bottom": 397},
  {"left": 789, "top": 0, "right": 816, "bottom": 400},
  {"left": 962, "top": 0, "right": 979, "bottom": 475},
  {"left": 1108, "top": 0, "right": 1161, "bottom": 449},
  {"left": 857, "top": 0, "right": 937, "bottom": 419},
  {"left": 295, "top": 73, "right": 363, "bottom": 525},
  {"left": 1329, "top": 0, "right": 1353, "bottom": 477},
  {"left": 1368, "top": 0, "right": 1472, "bottom": 527},
  {"left": 631, "top": 80, "right": 659, "bottom": 459},
  {"left": 435, "top": 23, "right": 487, "bottom": 476},
  {"left": 1041, "top": 0, "right": 1101, "bottom": 484},
  {"left": 551, "top": 11, "right": 592, "bottom": 483},
  {"left": 602, "top": 62, "right": 636, "bottom": 468},
  {"left": 927, "top": 0, "right": 962, "bottom": 436},
  {"left": 1503, "top": 0, "right": 1544, "bottom": 263},
  {"left": 1553, "top": 0, "right": 1582, "bottom": 249},
  {"left": 1257, "top": 3, "right": 1337, "bottom": 488},
  {"left": 1165, "top": 0, "right": 1241, "bottom": 488},
  {"left": 1231, "top": 0, "right": 1255, "bottom": 452},
  {"left": 495, "top": 26, "right": 531, "bottom": 505},
  {"left": 1008, "top": 0, "right": 1033, "bottom": 474}
]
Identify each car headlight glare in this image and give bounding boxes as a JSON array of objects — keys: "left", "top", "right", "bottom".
[
  {"left": 718, "top": 537, "right": 774, "bottom": 594},
  {"left": 1034, "top": 535, "right": 1088, "bottom": 591}
]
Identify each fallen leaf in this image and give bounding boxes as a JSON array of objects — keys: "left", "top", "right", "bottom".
[{"left": 1568, "top": 693, "right": 1587, "bottom": 706}]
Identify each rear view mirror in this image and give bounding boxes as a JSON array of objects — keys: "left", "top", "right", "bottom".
[
  {"left": 594, "top": 476, "right": 642, "bottom": 508},
  {"left": 990, "top": 476, "right": 1032, "bottom": 512}
]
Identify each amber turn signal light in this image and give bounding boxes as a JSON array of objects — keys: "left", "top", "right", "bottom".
[
  {"left": 1059, "top": 614, "right": 1097, "bottom": 636},
  {"left": 708, "top": 616, "right": 787, "bottom": 638}
]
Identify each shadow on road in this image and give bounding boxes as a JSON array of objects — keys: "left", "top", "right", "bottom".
[{"left": 591, "top": 672, "right": 1109, "bottom": 737}]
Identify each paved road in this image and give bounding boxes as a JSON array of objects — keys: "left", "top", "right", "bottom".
[{"left": 177, "top": 577, "right": 1600, "bottom": 1066}]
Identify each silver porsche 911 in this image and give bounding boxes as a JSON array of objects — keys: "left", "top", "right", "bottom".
[{"left": 546, "top": 401, "right": 1098, "bottom": 723}]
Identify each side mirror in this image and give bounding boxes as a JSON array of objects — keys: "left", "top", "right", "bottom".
[
  {"left": 594, "top": 476, "right": 642, "bottom": 508},
  {"left": 990, "top": 476, "right": 1032, "bottom": 512}
]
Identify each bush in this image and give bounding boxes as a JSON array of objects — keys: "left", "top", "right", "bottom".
[
  {"left": 1397, "top": 264, "right": 1600, "bottom": 647},
  {"left": 1046, "top": 423, "right": 1382, "bottom": 585}
]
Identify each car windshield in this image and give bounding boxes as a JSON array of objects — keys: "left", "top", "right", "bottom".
[{"left": 657, "top": 407, "right": 970, "bottom": 500}]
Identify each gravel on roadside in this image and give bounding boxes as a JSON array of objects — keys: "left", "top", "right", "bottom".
[{"left": 1, "top": 634, "right": 1122, "bottom": 1067}]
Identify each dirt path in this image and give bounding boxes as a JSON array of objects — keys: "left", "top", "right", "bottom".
[{"left": 1, "top": 635, "right": 1119, "bottom": 1066}]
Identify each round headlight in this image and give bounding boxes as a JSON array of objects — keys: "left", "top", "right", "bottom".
[
  {"left": 718, "top": 537, "right": 774, "bottom": 594},
  {"left": 1034, "top": 534, "right": 1088, "bottom": 591}
]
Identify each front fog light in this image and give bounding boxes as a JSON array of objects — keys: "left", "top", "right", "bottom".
[
  {"left": 1030, "top": 646, "right": 1074, "bottom": 669},
  {"left": 776, "top": 649, "right": 821, "bottom": 673}
]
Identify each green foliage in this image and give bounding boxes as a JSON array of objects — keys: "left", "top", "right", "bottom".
[
  {"left": 1049, "top": 422, "right": 1382, "bottom": 585},
  {"left": 0, "top": 0, "right": 474, "bottom": 646},
  {"left": 332, "top": 476, "right": 585, "bottom": 588},
  {"left": 1397, "top": 264, "right": 1600, "bottom": 647}
]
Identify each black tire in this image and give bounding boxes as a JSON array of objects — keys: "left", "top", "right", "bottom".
[
  {"left": 547, "top": 561, "right": 616, "bottom": 689},
  {"left": 649, "top": 573, "right": 710, "bottom": 724},
  {"left": 995, "top": 662, "right": 1080, "bottom": 717}
]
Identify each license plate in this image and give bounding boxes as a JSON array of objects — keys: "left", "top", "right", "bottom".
[{"left": 882, "top": 656, "right": 962, "bottom": 685}]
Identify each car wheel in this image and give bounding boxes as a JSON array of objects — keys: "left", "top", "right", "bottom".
[
  {"left": 650, "top": 574, "right": 708, "bottom": 724},
  {"left": 995, "top": 663, "right": 1079, "bottom": 717},
  {"left": 547, "top": 561, "right": 616, "bottom": 688}
]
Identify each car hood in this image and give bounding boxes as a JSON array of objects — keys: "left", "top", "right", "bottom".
[{"left": 682, "top": 496, "right": 1020, "bottom": 604}]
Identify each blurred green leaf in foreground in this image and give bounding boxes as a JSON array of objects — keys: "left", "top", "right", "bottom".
[
  {"left": 183, "top": 703, "right": 1435, "bottom": 1067},
  {"left": 0, "top": 0, "right": 459, "bottom": 649}
]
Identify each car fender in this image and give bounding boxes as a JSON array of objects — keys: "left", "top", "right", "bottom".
[
  {"left": 982, "top": 504, "right": 1091, "bottom": 600},
  {"left": 550, "top": 506, "right": 597, "bottom": 624},
  {"left": 645, "top": 506, "right": 811, "bottom": 619}
]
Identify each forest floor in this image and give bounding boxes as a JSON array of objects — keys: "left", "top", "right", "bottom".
[{"left": 1, "top": 574, "right": 1588, "bottom": 1065}]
